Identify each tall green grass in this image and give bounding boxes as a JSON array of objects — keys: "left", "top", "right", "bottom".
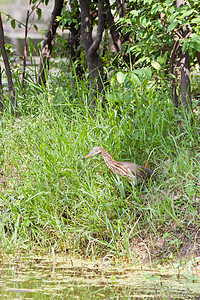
[{"left": 0, "top": 65, "right": 199, "bottom": 263}]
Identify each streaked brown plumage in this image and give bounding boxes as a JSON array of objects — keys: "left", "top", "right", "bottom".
[{"left": 81, "top": 146, "right": 155, "bottom": 184}]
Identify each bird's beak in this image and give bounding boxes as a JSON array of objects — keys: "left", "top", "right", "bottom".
[{"left": 81, "top": 151, "right": 93, "bottom": 160}]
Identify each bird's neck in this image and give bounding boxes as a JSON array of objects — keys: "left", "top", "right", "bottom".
[{"left": 101, "top": 149, "right": 116, "bottom": 168}]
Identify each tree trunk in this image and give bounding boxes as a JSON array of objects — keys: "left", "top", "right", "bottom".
[
  {"left": 196, "top": 51, "right": 200, "bottom": 65},
  {"left": 0, "top": 14, "right": 17, "bottom": 117},
  {"left": 80, "top": 0, "right": 105, "bottom": 111},
  {"left": 176, "top": 0, "right": 192, "bottom": 113},
  {"left": 37, "top": 0, "right": 64, "bottom": 85},
  {"left": 116, "top": 0, "right": 124, "bottom": 17},
  {"left": 68, "top": 0, "right": 82, "bottom": 76},
  {"left": 169, "top": 38, "right": 179, "bottom": 108},
  {"left": 105, "top": 0, "right": 121, "bottom": 53},
  {"left": 106, "top": 0, "right": 134, "bottom": 65},
  {"left": 180, "top": 42, "right": 192, "bottom": 112},
  {"left": 22, "top": 0, "right": 32, "bottom": 89}
]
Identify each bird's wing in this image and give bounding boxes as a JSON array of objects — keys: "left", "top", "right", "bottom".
[{"left": 122, "top": 162, "right": 153, "bottom": 179}]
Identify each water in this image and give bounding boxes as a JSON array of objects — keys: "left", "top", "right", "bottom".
[{"left": 1, "top": 255, "right": 200, "bottom": 299}]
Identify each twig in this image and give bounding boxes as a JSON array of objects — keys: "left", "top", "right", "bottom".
[
  {"left": 22, "top": 0, "right": 32, "bottom": 89},
  {"left": 3, "top": 13, "right": 25, "bottom": 27}
]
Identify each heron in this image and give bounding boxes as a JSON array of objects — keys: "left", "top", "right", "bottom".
[{"left": 81, "top": 146, "right": 155, "bottom": 184}]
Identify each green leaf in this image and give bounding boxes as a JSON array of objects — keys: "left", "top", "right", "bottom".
[
  {"left": 33, "top": 24, "right": 38, "bottom": 31},
  {"left": 141, "top": 16, "right": 147, "bottom": 27},
  {"left": 180, "top": 10, "right": 193, "bottom": 19},
  {"left": 75, "top": 24, "right": 79, "bottom": 30},
  {"left": 116, "top": 72, "right": 126, "bottom": 84},
  {"left": 167, "top": 21, "right": 178, "bottom": 33},
  {"left": 190, "top": 35, "right": 200, "bottom": 42},
  {"left": 135, "top": 57, "right": 150, "bottom": 65},
  {"left": 151, "top": 60, "right": 161, "bottom": 70},
  {"left": 188, "top": 35, "right": 200, "bottom": 51},
  {"left": 144, "top": 68, "right": 152, "bottom": 79},
  {"left": 191, "top": 18, "right": 200, "bottom": 24},
  {"left": 36, "top": 8, "right": 42, "bottom": 20},
  {"left": 168, "top": 12, "right": 179, "bottom": 23},
  {"left": 130, "top": 10, "right": 139, "bottom": 17},
  {"left": 62, "top": 20, "right": 67, "bottom": 27},
  {"left": 129, "top": 73, "right": 140, "bottom": 85},
  {"left": 11, "top": 19, "right": 16, "bottom": 29},
  {"left": 164, "top": 0, "right": 174, "bottom": 7},
  {"left": 151, "top": 3, "right": 159, "bottom": 14},
  {"left": 168, "top": 6, "right": 175, "bottom": 14},
  {"left": 182, "top": 40, "right": 189, "bottom": 53},
  {"left": 189, "top": 41, "right": 200, "bottom": 52},
  {"left": 61, "top": 6, "right": 66, "bottom": 14},
  {"left": 143, "top": 0, "right": 153, "bottom": 4}
]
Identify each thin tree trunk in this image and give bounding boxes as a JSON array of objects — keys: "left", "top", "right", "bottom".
[
  {"left": 37, "top": 0, "right": 64, "bottom": 85},
  {"left": 176, "top": 0, "right": 192, "bottom": 113},
  {"left": 180, "top": 41, "right": 192, "bottom": 112},
  {"left": 69, "top": 0, "right": 81, "bottom": 75},
  {"left": 105, "top": 0, "right": 121, "bottom": 53},
  {"left": 116, "top": 0, "right": 124, "bottom": 17},
  {"left": 196, "top": 51, "right": 200, "bottom": 65},
  {"left": 80, "top": 0, "right": 105, "bottom": 111},
  {"left": 0, "top": 14, "right": 17, "bottom": 117},
  {"left": 169, "top": 38, "right": 179, "bottom": 108},
  {"left": 106, "top": 0, "right": 134, "bottom": 65},
  {"left": 22, "top": 0, "right": 32, "bottom": 89}
]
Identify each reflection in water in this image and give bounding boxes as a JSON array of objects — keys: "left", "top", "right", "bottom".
[{"left": 0, "top": 256, "right": 200, "bottom": 299}]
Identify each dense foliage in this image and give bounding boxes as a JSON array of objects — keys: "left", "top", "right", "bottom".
[{"left": 118, "top": 0, "right": 200, "bottom": 62}]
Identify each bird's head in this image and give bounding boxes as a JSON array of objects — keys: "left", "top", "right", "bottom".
[{"left": 81, "top": 147, "right": 103, "bottom": 160}]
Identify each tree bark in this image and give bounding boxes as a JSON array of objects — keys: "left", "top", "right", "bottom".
[
  {"left": 80, "top": 0, "right": 105, "bottom": 111},
  {"left": 68, "top": 0, "right": 82, "bottom": 75},
  {"left": 196, "top": 51, "right": 200, "bottom": 65},
  {"left": 116, "top": 0, "right": 124, "bottom": 18},
  {"left": 169, "top": 38, "right": 179, "bottom": 108},
  {"left": 176, "top": 0, "right": 192, "bottom": 113},
  {"left": 37, "top": 0, "right": 64, "bottom": 85},
  {"left": 179, "top": 40, "right": 192, "bottom": 112},
  {"left": 105, "top": 0, "right": 134, "bottom": 65},
  {"left": 105, "top": 0, "right": 121, "bottom": 53},
  {"left": 0, "top": 14, "right": 17, "bottom": 117}
]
